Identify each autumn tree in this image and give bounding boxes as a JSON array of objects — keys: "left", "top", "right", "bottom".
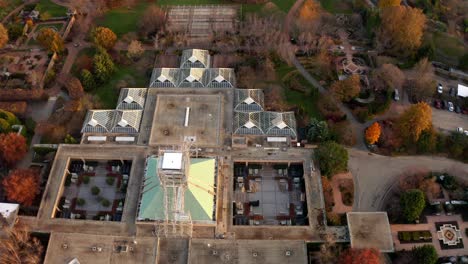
[
  {"left": 0, "top": 23, "right": 8, "bottom": 48},
  {"left": 316, "top": 141, "right": 348, "bottom": 178},
  {"left": 0, "top": 224, "right": 44, "bottom": 264},
  {"left": 397, "top": 102, "right": 432, "bottom": 143},
  {"left": 139, "top": 5, "right": 166, "bottom": 38},
  {"left": 92, "top": 27, "right": 117, "bottom": 50},
  {"left": 400, "top": 189, "right": 425, "bottom": 222},
  {"left": 371, "top": 63, "right": 405, "bottom": 91},
  {"left": 378, "top": 6, "right": 426, "bottom": 57},
  {"left": 379, "top": 0, "right": 400, "bottom": 8},
  {"left": 127, "top": 40, "right": 144, "bottom": 60},
  {"left": 408, "top": 58, "right": 436, "bottom": 101},
  {"left": 0, "top": 133, "right": 28, "bottom": 165},
  {"left": 65, "top": 76, "right": 84, "bottom": 99},
  {"left": 299, "top": 0, "right": 321, "bottom": 21},
  {"left": 338, "top": 248, "right": 381, "bottom": 264},
  {"left": 331, "top": 75, "right": 361, "bottom": 102},
  {"left": 365, "top": 122, "right": 381, "bottom": 144},
  {"left": 2, "top": 169, "right": 40, "bottom": 206},
  {"left": 37, "top": 28, "right": 64, "bottom": 53}
]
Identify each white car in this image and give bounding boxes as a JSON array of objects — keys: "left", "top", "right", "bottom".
[
  {"left": 437, "top": 83, "right": 443, "bottom": 94},
  {"left": 448, "top": 102, "right": 454, "bottom": 112},
  {"left": 465, "top": 130, "right": 468, "bottom": 136},
  {"left": 457, "top": 127, "right": 464, "bottom": 133}
]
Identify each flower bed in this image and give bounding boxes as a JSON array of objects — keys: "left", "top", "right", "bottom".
[{"left": 398, "top": 230, "right": 432, "bottom": 243}]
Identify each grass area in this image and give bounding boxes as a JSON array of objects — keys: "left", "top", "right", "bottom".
[
  {"left": 319, "top": 0, "right": 353, "bottom": 14},
  {"left": 0, "top": 0, "right": 22, "bottom": 20},
  {"left": 97, "top": 2, "right": 151, "bottom": 37},
  {"left": 275, "top": 61, "right": 322, "bottom": 120},
  {"left": 270, "top": 0, "right": 296, "bottom": 12},
  {"left": 35, "top": 0, "right": 68, "bottom": 17},
  {"left": 95, "top": 66, "right": 147, "bottom": 108},
  {"left": 432, "top": 32, "right": 467, "bottom": 58}
]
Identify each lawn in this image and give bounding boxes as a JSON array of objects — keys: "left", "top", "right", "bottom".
[
  {"left": 97, "top": 2, "right": 150, "bottom": 37},
  {"left": 0, "top": 0, "right": 22, "bottom": 20},
  {"left": 270, "top": 0, "right": 296, "bottom": 12},
  {"left": 95, "top": 66, "right": 148, "bottom": 108},
  {"left": 319, "top": 0, "right": 353, "bottom": 14},
  {"left": 35, "top": 0, "right": 68, "bottom": 17},
  {"left": 432, "top": 32, "right": 467, "bottom": 58}
]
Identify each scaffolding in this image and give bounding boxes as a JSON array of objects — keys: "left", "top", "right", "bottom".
[{"left": 155, "top": 140, "right": 194, "bottom": 238}]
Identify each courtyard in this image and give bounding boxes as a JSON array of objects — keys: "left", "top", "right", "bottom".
[
  {"left": 232, "top": 162, "right": 308, "bottom": 226},
  {"left": 55, "top": 159, "right": 132, "bottom": 221}
]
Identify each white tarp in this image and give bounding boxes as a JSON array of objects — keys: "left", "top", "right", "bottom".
[{"left": 458, "top": 84, "right": 468, "bottom": 97}]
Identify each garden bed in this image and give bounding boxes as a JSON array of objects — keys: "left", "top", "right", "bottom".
[{"left": 398, "top": 230, "right": 432, "bottom": 243}]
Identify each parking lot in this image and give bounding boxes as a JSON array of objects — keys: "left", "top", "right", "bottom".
[{"left": 432, "top": 107, "right": 468, "bottom": 134}]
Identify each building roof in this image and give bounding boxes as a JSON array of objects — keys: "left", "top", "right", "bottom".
[
  {"left": 189, "top": 239, "right": 308, "bottom": 264},
  {"left": 234, "top": 89, "right": 264, "bottom": 112},
  {"left": 233, "top": 111, "right": 297, "bottom": 138},
  {"left": 81, "top": 110, "right": 142, "bottom": 134},
  {"left": 347, "top": 212, "right": 394, "bottom": 253},
  {"left": 161, "top": 152, "right": 183, "bottom": 170},
  {"left": 0, "top": 203, "right": 19, "bottom": 228},
  {"left": 138, "top": 156, "right": 216, "bottom": 222},
  {"left": 457, "top": 84, "right": 468, "bottom": 97},
  {"left": 116, "top": 88, "right": 147, "bottom": 110},
  {"left": 180, "top": 49, "right": 211, "bottom": 69},
  {"left": 149, "top": 68, "right": 235, "bottom": 88}
]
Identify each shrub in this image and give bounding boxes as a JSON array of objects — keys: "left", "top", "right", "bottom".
[
  {"left": 82, "top": 176, "right": 90, "bottom": 184},
  {"left": 76, "top": 198, "right": 85, "bottom": 206},
  {"left": 106, "top": 177, "right": 115, "bottom": 186},
  {"left": 400, "top": 189, "right": 425, "bottom": 223},
  {"left": 101, "top": 199, "right": 110, "bottom": 207},
  {"left": 412, "top": 245, "right": 437, "bottom": 264},
  {"left": 399, "top": 231, "right": 411, "bottom": 241},
  {"left": 91, "top": 186, "right": 100, "bottom": 195}
]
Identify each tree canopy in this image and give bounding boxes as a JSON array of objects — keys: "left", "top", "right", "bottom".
[
  {"left": 331, "top": 75, "right": 361, "bottom": 102},
  {"left": 307, "top": 118, "right": 330, "bottom": 142},
  {"left": 92, "top": 27, "right": 117, "bottom": 50},
  {"left": 365, "top": 122, "right": 381, "bottom": 144},
  {"left": 378, "top": 0, "right": 401, "bottom": 8},
  {"left": 139, "top": 5, "right": 166, "bottom": 38},
  {"left": 371, "top": 63, "right": 405, "bottom": 91},
  {"left": 37, "top": 28, "right": 64, "bottom": 53},
  {"left": 378, "top": 6, "right": 426, "bottom": 56},
  {"left": 338, "top": 248, "right": 380, "bottom": 264},
  {"left": 127, "top": 40, "right": 144, "bottom": 59},
  {"left": 0, "top": 23, "right": 8, "bottom": 48},
  {"left": 316, "top": 141, "right": 348, "bottom": 178},
  {"left": 412, "top": 245, "right": 438, "bottom": 264},
  {"left": 400, "top": 189, "right": 425, "bottom": 222},
  {"left": 397, "top": 102, "right": 432, "bottom": 143},
  {"left": 409, "top": 58, "right": 436, "bottom": 101},
  {"left": 299, "top": 0, "right": 321, "bottom": 21},
  {"left": 2, "top": 169, "right": 40, "bottom": 206},
  {"left": 0, "top": 133, "right": 28, "bottom": 165},
  {"left": 0, "top": 224, "right": 44, "bottom": 264},
  {"left": 93, "top": 47, "right": 115, "bottom": 83}
]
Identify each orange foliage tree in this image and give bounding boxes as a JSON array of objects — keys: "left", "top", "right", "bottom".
[
  {"left": 379, "top": 0, "right": 401, "bottom": 8},
  {"left": 378, "top": 6, "right": 426, "bottom": 56},
  {"left": 397, "top": 102, "right": 432, "bottom": 143},
  {"left": 37, "top": 28, "right": 64, "bottom": 53},
  {"left": 365, "top": 122, "right": 381, "bottom": 144},
  {"left": 0, "top": 23, "right": 8, "bottom": 49},
  {"left": 0, "top": 133, "right": 28, "bottom": 165},
  {"left": 299, "top": 0, "right": 321, "bottom": 21},
  {"left": 331, "top": 75, "right": 361, "bottom": 102},
  {"left": 92, "top": 27, "right": 117, "bottom": 50},
  {"left": 339, "top": 248, "right": 381, "bottom": 264},
  {"left": 2, "top": 169, "right": 40, "bottom": 206}
]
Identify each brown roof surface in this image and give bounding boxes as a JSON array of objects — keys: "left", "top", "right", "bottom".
[{"left": 347, "top": 212, "right": 394, "bottom": 252}]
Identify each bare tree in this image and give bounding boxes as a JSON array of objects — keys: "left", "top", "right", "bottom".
[
  {"left": 139, "top": 5, "right": 166, "bottom": 38},
  {"left": 0, "top": 224, "right": 44, "bottom": 264}
]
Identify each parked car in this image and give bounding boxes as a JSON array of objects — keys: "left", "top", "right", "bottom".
[
  {"left": 449, "top": 86, "right": 457, "bottom": 97},
  {"left": 437, "top": 83, "right": 443, "bottom": 94},
  {"left": 465, "top": 130, "right": 468, "bottom": 136},
  {"left": 457, "top": 127, "right": 464, "bottom": 133},
  {"left": 393, "top": 89, "right": 400, "bottom": 101},
  {"left": 434, "top": 100, "right": 442, "bottom": 109},
  {"left": 444, "top": 201, "right": 454, "bottom": 215},
  {"left": 442, "top": 100, "right": 448, "bottom": 109},
  {"left": 448, "top": 102, "right": 454, "bottom": 112}
]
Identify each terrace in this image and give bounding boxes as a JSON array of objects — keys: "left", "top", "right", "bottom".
[
  {"left": 232, "top": 162, "right": 308, "bottom": 226},
  {"left": 54, "top": 159, "right": 132, "bottom": 221}
]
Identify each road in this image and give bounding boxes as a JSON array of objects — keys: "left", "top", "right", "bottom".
[{"left": 349, "top": 148, "right": 468, "bottom": 211}]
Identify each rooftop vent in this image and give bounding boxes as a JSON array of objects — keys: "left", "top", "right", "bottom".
[
  {"left": 285, "top": 250, "right": 292, "bottom": 256},
  {"left": 212, "top": 250, "right": 218, "bottom": 256}
]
